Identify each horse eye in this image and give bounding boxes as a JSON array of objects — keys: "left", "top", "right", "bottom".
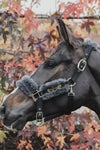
[{"left": 44, "top": 59, "right": 57, "bottom": 68}]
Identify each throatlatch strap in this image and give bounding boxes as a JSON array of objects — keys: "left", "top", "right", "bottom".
[{"left": 71, "top": 42, "right": 96, "bottom": 83}]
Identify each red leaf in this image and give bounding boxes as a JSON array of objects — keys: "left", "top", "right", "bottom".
[
  {"left": 69, "top": 120, "right": 75, "bottom": 133},
  {"left": 70, "top": 133, "right": 80, "bottom": 141}
]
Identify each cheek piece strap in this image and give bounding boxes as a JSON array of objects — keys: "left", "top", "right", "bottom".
[{"left": 16, "top": 39, "right": 98, "bottom": 126}]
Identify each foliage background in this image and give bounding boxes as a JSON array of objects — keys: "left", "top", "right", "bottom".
[{"left": 0, "top": 0, "right": 100, "bottom": 149}]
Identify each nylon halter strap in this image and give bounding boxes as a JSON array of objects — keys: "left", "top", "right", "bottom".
[{"left": 31, "top": 44, "right": 95, "bottom": 126}]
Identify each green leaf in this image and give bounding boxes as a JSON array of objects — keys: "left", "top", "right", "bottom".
[{"left": 0, "top": 131, "right": 8, "bottom": 143}]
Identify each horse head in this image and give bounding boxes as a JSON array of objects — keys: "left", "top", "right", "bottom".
[{"left": 0, "top": 19, "right": 100, "bottom": 131}]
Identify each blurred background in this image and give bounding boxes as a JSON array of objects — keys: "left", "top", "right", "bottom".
[{"left": 0, "top": 0, "right": 100, "bottom": 149}]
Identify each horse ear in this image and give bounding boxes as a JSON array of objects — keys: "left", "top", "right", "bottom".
[{"left": 57, "top": 18, "right": 83, "bottom": 49}]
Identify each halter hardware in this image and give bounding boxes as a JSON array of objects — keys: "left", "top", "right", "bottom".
[
  {"left": 47, "top": 84, "right": 61, "bottom": 93},
  {"left": 77, "top": 59, "right": 87, "bottom": 72},
  {"left": 68, "top": 84, "right": 75, "bottom": 97},
  {"left": 36, "top": 111, "right": 44, "bottom": 124},
  {"left": 31, "top": 90, "right": 41, "bottom": 102}
]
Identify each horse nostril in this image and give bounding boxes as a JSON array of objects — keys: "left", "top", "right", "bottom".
[
  {"left": 18, "top": 114, "right": 23, "bottom": 118},
  {"left": 0, "top": 106, "right": 5, "bottom": 113}
]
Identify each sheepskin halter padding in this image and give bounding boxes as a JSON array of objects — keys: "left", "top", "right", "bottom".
[
  {"left": 16, "top": 76, "right": 38, "bottom": 97},
  {"left": 84, "top": 38, "right": 98, "bottom": 50},
  {"left": 39, "top": 79, "right": 70, "bottom": 100},
  {"left": 16, "top": 76, "right": 70, "bottom": 100}
]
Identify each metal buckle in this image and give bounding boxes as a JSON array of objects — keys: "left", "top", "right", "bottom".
[
  {"left": 36, "top": 112, "right": 44, "bottom": 125},
  {"left": 77, "top": 59, "right": 87, "bottom": 72},
  {"left": 31, "top": 90, "right": 41, "bottom": 102},
  {"left": 67, "top": 78, "right": 76, "bottom": 86}
]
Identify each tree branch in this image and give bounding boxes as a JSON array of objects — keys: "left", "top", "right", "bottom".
[
  {"left": 19, "top": 14, "right": 100, "bottom": 20},
  {"left": 64, "top": 15, "right": 100, "bottom": 20},
  {"left": 0, "top": 11, "right": 100, "bottom": 19},
  {"left": 0, "top": 48, "right": 29, "bottom": 55}
]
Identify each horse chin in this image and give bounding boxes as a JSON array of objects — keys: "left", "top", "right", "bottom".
[{"left": 2, "top": 117, "right": 26, "bottom": 131}]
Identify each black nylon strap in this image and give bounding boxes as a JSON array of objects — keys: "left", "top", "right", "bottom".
[
  {"left": 44, "top": 112, "right": 65, "bottom": 122},
  {"left": 44, "top": 109, "right": 72, "bottom": 122},
  {"left": 37, "top": 97, "right": 42, "bottom": 111},
  {"left": 44, "top": 96, "right": 74, "bottom": 122},
  {"left": 36, "top": 97, "right": 43, "bottom": 122},
  {"left": 71, "top": 44, "right": 94, "bottom": 83}
]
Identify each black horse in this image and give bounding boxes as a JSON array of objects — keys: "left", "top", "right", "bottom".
[{"left": 0, "top": 19, "right": 100, "bottom": 130}]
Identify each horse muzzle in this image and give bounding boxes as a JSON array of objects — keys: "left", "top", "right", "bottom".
[
  {"left": 0, "top": 103, "right": 26, "bottom": 131},
  {"left": 0, "top": 105, "right": 5, "bottom": 119}
]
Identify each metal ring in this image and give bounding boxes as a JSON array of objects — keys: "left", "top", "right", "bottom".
[{"left": 67, "top": 77, "right": 76, "bottom": 87}]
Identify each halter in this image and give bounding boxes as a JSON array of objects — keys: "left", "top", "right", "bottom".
[{"left": 16, "top": 39, "right": 97, "bottom": 126}]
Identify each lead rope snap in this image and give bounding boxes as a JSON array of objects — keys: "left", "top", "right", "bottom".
[{"left": 68, "top": 84, "right": 75, "bottom": 97}]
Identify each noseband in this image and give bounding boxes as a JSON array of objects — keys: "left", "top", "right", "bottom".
[{"left": 16, "top": 39, "right": 97, "bottom": 126}]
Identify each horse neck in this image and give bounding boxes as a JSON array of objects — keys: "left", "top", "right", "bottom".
[
  {"left": 85, "top": 52, "right": 100, "bottom": 118},
  {"left": 88, "top": 49, "right": 100, "bottom": 86}
]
